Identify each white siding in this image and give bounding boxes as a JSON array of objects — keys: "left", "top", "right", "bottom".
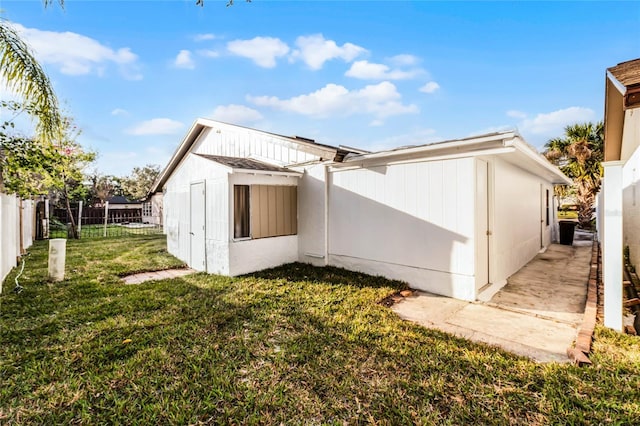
[
  {"left": 191, "top": 125, "right": 319, "bottom": 167},
  {"left": 327, "top": 158, "right": 477, "bottom": 300},
  {"left": 297, "top": 164, "right": 327, "bottom": 266},
  {"left": 491, "top": 158, "right": 553, "bottom": 285},
  {"left": 623, "top": 142, "right": 640, "bottom": 269},
  {"left": 164, "top": 154, "right": 230, "bottom": 274}
]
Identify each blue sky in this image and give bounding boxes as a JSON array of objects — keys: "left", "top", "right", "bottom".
[{"left": 3, "top": 1, "right": 639, "bottom": 176}]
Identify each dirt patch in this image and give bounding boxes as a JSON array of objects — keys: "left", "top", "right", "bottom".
[{"left": 380, "top": 289, "right": 415, "bottom": 307}]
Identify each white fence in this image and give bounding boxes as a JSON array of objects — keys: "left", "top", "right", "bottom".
[{"left": 0, "top": 192, "right": 34, "bottom": 293}]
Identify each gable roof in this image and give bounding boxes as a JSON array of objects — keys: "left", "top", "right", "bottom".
[
  {"left": 150, "top": 118, "right": 342, "bottom": 194},
  {"left": 194, "top": 154, "right": 301, "bottom": 176},
  {"left": 604, "top": 58, "right": 640, "bottom": 161}
]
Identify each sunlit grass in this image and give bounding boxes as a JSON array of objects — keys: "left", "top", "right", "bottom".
[{"left": 1, "top": 235, "right": 638, "bottom": 424}]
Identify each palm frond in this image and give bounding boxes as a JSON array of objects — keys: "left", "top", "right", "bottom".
[{"left": 0, "top": 19, "right": 61, "bottom": 142}]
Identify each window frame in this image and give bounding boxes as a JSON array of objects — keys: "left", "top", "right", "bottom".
[
  {"left": 232, "top": 183, "right": 297, "bottom": 241},
  {"left": 233, "top": 184, "right": 251, "bottom": 240}
]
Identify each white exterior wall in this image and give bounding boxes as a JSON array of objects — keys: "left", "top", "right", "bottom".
[
  {"left": 191, "top": 127, "right": 319, "bottom": 166},
  {"left": 297, "top": 163, "right": 327, "bottom": 266},
  {"left": 327, "top": 158, "right": 477, "bottom": 300},
  {"left": 491, "top": 158, "right": 553, "bottom": 285},
  {"left": 143, "top": 193, "right": 163, "bottom": 225},
  {"left": 164, "top": 154, "right": 230, "bottom": 273},
  {"left": 228, "top": 173, "right": 299, "bottom": 276},
  {"left": 621, "top": 110, "right": 640, "bottom": 268}
]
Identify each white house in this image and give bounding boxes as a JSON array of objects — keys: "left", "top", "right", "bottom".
[
  {"left": 151, "top": 118, "right": 570, "bottom": 301},
  {"left": 142, "top": 193, "right": 163, "bottom": 225},
  {"left": 600, "top": 58, "right": 640, "bottom": 331}
]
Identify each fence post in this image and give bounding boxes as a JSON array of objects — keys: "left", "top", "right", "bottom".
[
  {"left": 103, "top": 201, "right": 109, "bottom": 237},
  {"left": 77, "top": 200, "right": 83, "bottom": 236},
  {"left": 44, "top": 199, "right": 50, "bottom": 239}
]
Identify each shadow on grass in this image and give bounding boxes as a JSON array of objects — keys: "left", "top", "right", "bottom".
[{"left": 1, "top": 238, "right": 639, "bottom": 424}]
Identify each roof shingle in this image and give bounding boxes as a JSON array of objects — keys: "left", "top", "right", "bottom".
[
  {"left": 194, "top": 154, "right": 296, "bottom": 173},
  {"left": 608, "top": 58, "right": 640, "bottom": 88}
]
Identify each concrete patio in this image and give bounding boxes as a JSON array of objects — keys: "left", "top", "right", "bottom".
[{"left": 392, "top": 236, "right": 593, "bottom": 363}]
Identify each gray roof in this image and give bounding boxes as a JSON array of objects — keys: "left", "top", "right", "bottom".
[{"left": 194, "top": 154, "right": 296, "bottom": 173}]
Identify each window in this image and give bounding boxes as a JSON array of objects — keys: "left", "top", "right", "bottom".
[
  {"left": 143, "top": 202, "right": 152, "bottom": 217},
  {"left": 233, "top": 184, "right": 297, "bottom": 240},
  {"left": 545, "top": 189, "right": 550, "bottom": 226},
  {"left": 234, "top": 185, "right": 250, "bottom": 238}
]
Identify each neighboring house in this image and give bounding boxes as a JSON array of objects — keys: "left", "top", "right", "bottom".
[
  {"left": 151, "top": 118, "right": 570, "bottom": 302},
  {"left": 105, "top": 195, "right": 142, "bottom": 210},
  {"left": 142, "top": 193, "right": 163, "bottom": 225},
  {"left": 600, "top": 58, "right": 640, "bottom": 331}
]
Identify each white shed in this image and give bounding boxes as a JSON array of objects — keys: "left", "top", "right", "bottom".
[{"left": 153, "top": 119, "right": 570, "bottom": 301}]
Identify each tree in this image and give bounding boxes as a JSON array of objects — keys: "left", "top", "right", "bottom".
[
  {"left": 0, "top": 17, "right": 61, "bottom": 143},
  {"left": 44, "top": 118, "right": 95, "bottom": 238},
  {"left": 87, "top": 173, "right": 123, "bottom": 205},
  {"left": 120, "top": 164, "right": 161, "bottom": 201},
  {"left": 544, "top": 122, "right": 603, "bottom": 228}
]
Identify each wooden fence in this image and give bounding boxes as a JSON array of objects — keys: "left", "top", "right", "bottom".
[{"left": 0, "top": 192, "right": 34, "bottom": 293}]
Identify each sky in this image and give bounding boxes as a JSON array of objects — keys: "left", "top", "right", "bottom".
[{"left": 2, "top": 0, "right": 639, "bottom": 176}]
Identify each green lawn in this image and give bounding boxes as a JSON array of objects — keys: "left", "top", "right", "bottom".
[{"left": 1, "top": 235, "right": 639, "bottom": 424}]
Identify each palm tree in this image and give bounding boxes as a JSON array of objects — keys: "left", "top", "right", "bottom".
[
  {"left": 544, "top": 122, "right": 604, "bottom": 228},
  {"left": 0, "top": 18, "right": 61, "bottom": 143}
]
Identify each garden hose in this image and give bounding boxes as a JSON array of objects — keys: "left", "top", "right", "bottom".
[{"left": 13, "top": 252, "right": 30, "bottom": 294}]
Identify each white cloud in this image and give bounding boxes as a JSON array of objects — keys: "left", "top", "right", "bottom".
[
  {"left": 197, "top": 49, "right": 220, "bottom": 58},
  {"left": 419, "top": 81, "right": 440, "bottom": 94},
  {"left": 346, "top": 60, "right": 423, "bottom": 80},
  {"left": 248, "top": 81, "right": 418, "bottom": 121},
  {"left": 291, "top": 34, "right": 366, "bottom": 70},
  {"left": 368, "top": 128, "right": 438, "bottom": 151},
  {"left": 520, "top": 107, "right": 595, "bottom": 136},
  {"left": 194, "top": 33, "right": 216, "bottom": 42},
  {"left": 111, "top": 108, "right": 129, "bottom": 116},
  {"left": 211, "top": 104, "right": 263, "bottom": 124},
  {"left": 388, "top": 54, "right": 420, "bottom": 66},
  {"left": 174, "top": 50, "right": 195, "bottom": 69},
  {"left": 506, "top": 110, "right": 527, "bottom": 119},
  {"left": 227, "top": 36, "right": 290, "bottom": 68},
  {"left": 13, "top": 23, "right": 142, "bottom": 80},
  {"left": 126, "top": 118, "right": 185, "bottom": 136}
]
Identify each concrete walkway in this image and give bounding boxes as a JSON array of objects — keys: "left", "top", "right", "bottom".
[
  {"left": 392, "top": 239, "right": 592, "bottom": 363},
  {"left": 122, "top": 268, "right": 196, "bottom": 284}
]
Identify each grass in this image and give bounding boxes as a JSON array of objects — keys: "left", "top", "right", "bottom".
[{"left": 1, "top": 235, "right": 639, "bottom": 424}]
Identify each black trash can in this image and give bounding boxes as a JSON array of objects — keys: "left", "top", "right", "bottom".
[{"left": 559, "top": 221, "right": 577, "bottom": 245}]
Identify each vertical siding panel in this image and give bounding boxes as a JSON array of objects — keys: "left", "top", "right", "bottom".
[
  {"left": 251, "top": 185, "right": 261, "bottom": 238},
  {"left": 416, "top": 163, "right": 428, "bottom": 220},
  {"left": 291, "top": 186, "right": 298, "bottom": 234},
  {"left": 260, "top": 186, "right": 269, "bottom": 238},
  {"left": 443, "top": 161, "right": 458, "bottom": 231},
  {"left": 405, "top": 163, "right": 418, "bottom": 217},
  {"left": 268, "top": 142, "right": 274, "bottom": 160},
  {"left": 429, "top": 162, "right": 443, "bottom": 226},
  {"left": 283, "top": 187, "right": 292, "bottom": 235},
  {"left": 276, "top": 186, "right": 285, "bottom": 235},
  {"left": 268, "top": 186, "right": 277, "bottom": 236}
]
